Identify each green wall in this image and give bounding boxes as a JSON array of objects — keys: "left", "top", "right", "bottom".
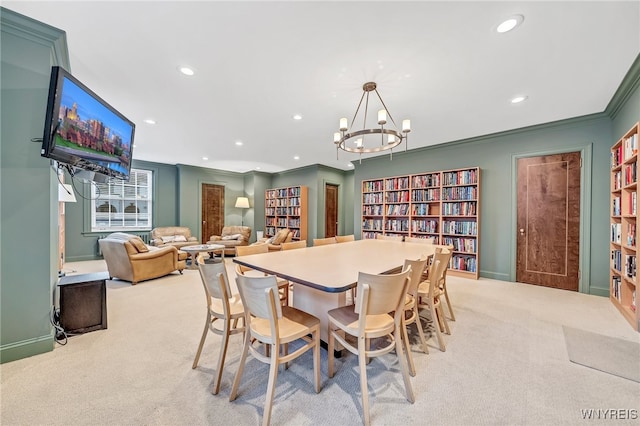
[{"left": 0, "top": 8, "right": 70, "bottom": 362}]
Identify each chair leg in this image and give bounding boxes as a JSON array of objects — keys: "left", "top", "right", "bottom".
[
  {"left": 328, "top": 323, "right": 335, "bottom": 378},
  {"left": 437, "top": 303, "right": 451, "bottom": 335},
  {"left": 229, "top": 326, "right": 251, "bottom": 402},
  {"left": 413, "top": 305, "right": 429, "bottom": 354},
  {"left": 313, "top": 327, "right": 321, "bottom": 393},
  {"left": 430, "top": 303, "right": 446, "bottom": 352},
  {"left": 394, "top": 323, "right": 415, "bottom": 404},
  {"left": 192, "top": 313, "right": 210, "bottom": 369},
  {"left": 401, "top": 317, "right": 416, "bottom": 377},
  {"left": 442, "top": 283, "right": 456, "bottom": 321},
  {"left": 262, "top": 344, "right": 280, "bottom": 426},
  {"left": 212, "top": 318, "right": 231, "bottom": 395},
  {"left": 358, "top": 337, "right": 371, "bottom": 426}
]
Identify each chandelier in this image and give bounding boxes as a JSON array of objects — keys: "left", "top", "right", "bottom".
[{"left": 333, "top": 82, "right": 411, "bottom": 161}]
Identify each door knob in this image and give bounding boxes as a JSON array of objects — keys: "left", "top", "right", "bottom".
[{"left": 519, "top": 228, "right": 525, "bottom": 235}]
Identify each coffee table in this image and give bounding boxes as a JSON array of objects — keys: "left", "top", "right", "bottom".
[{"left": 181, "top": 244, "right": 225, "bottom": 269}]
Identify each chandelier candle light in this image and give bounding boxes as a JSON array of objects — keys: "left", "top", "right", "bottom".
[{"left": 333, "top": 82, "right": 411, "bottom": 163}]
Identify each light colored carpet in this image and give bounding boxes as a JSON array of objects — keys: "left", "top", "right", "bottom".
[
  {"left": 2, "top": 259, "right": 639, "bottom": 425},
  {"left": 563, "top": 325, "right": 640, "bottom": 383}
]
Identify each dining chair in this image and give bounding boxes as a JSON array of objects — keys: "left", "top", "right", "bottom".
[
  {"left": 375, "top": 234, "right": 404, "bottom": 241},
  {"left": 335, "top": 234, "right": 355, "bottom": 243},
  {"left": 404, "top": 236, "right": 435, "bottom": 244},
  {"left": 192, "top": 255, "right": 245, "bottom": 395},
  {"left": 327, "top": 267, "right": 414, "bottom": 426},
  {"left": 230, "top": 275, "right": 321, "bottom": 426},
  {"left": 401, "top": 257, "right": 430, "bottom": 376},
  {"left": 433, "top": 244, "right": 456, "bottom": 321},
  {"left": 313, "top": 237, "right": 337, "bottom": 246},
  {"left": 280, "top": 240, "right": 307, "bottom": 250},
  {"left": 236, "top": 244, "right": 290, "bottom": 306},
  {"left": 416, "top": 250, "right": 451, "bottom": 351}
]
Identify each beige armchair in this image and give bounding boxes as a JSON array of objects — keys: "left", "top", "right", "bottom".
[
  {"left": 207, "top": 225, "right": 252, "bottom": 256},
  {"left": 99, "top": 232, "right": 187, "bottom": 284},
  {"left": 150, "top": 226, "right": 198, "bottom": 249},
  {"left": 254, "top": 227, "right": 293, "bottom": 252}
]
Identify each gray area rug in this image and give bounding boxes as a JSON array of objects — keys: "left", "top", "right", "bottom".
[{"left": 563, "top": 325, "right": 640, "bottom": 383}]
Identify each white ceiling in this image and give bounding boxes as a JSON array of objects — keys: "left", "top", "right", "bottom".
[{"left": 4, "top": 1, "right": 640, "bottom": 173}]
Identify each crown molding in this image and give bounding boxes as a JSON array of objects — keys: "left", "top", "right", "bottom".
[{"left": 605, "top": 53, "right": 640, "bottom": 120}]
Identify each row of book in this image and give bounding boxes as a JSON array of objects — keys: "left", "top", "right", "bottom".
[
  {"left": 363, "top": 193, "right": 384, "bottom": 204},
  {"left": 387, "top": 204, "right": 410, "bottom": 216},
  {"left": 443, "top": 170, "right": 478, "bottom": 186},
  {"left": 362, "top": 219, "right": 383, "bottom": 231},
  {"left": 623, "top": 133, "right": 638, "bottom": 160},
  {"left": 442, "top": 201, "right": 477, "bottom": 216},
  {"left": 412, "top": 203, "right": 434, "bottom": 216},
  {"left": 451, "top": 254, "right": 477, "bottom": 272},
  {"left": 385, "top": 219, "right": 410, "bottom": 232},
  {"left": 624, "top": 163, "right": 637, "bottom": 186},
  {"left": 412, "top": 188, "right": 441, "bottom": 202},
  {"left": 442, "top": 186, "right": 478, "bottom": 201},
  {"left": 611, "top": 249, "right": 622, "bottom": 272},
  {"left": 385, "top": 191, "right": 411, "bottom": 203},
  {"left": 442, "top": 220, "right": 478, "bottom": 236},
  {"left": 613, "top": 170, "right": 622, "bottom": 190},
  {"left": 363, "top": 180, "right": 384, "bottom": 192},
  {"left": 612, "top": 197, "right": 621, "bottom": 216},
  {"left": 625, "top": 255, "right": 636, "bottom": 281},
  {"left": 442, "top": 237, "right": 477, "bottom": 253},
  {"left": 291, "top": 229, "right": 301, "bottom": 239},
  {"left": 627, "top": 223, "right": 636, "bottom": 247},
  {"left": 611, "top": 223, "right": 621, "bottom": 244},
  {"left": 411, "top": 219, "right": 438, "bottom": 233},
  {"left": 265, "top": 207, "right": 289, "bottom": 216},
  {"left": 412, "top": 174, "right": 440, "bottom": 188},
  {"left": 363, "top": 205, "right": 384, "bottom": 216},
  {"left": 362, "top": 231, "right": 380, "bottom": 239},
  {"left": 384, "top": 177, "right": 410, "bottom": 190},
  {"left": 288, "top": 218, "right": 300, "bottom": 228},
  {"left": 611, "top": 144, "right": 623, "bottom": 168},
  {"left": 611, "top": 276, "right": 622, "bottom": 302}
]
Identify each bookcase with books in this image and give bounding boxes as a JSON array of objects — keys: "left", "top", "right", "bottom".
[
  {"left": 610, "top": 122, "right": 640, "bottom": 331},
  {"left": 265, "top": 185, "right": 308, "bottom": 242},
  {"left": 361, "top": 167, "right": 480, "bottom": 279}
]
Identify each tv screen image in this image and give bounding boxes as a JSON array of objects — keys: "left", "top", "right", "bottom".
[{"left": 41, "top": 66, "right": 135, "bottom": 181}]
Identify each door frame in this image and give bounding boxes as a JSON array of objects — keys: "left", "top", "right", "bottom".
[
  {"left": 510, "top": 144, "right": 593, "bottom": 294},
  {"left": 198, "top": 179, "right": 226, "bottom": 242}
]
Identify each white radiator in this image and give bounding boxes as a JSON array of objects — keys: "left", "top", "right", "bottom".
[{"left": 96, "top": 232, "right": 151, "bottom": 256}]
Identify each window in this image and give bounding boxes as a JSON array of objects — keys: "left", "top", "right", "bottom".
[{"left": 91, "top": 168, "right": 152, "bottom": 232}]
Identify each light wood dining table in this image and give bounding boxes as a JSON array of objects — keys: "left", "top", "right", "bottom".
[{"left": 233, "top": 239, "right": 435, "bottom": 342}]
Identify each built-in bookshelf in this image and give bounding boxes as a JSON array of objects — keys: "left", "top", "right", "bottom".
[
  {"left": 362, "top": 167, "right": 480, "bottom": 279},
  {"left": 265, "top": 185, "right": 308, "bottom": 242},
  {"left": 610, "top": 122, "right": 640, "bottom": 331}
]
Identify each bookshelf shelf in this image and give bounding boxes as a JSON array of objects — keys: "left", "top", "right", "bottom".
[
  {"left": 610, "top": 122, "right": 639, "bottom": 331},
  {"left": 265, "top": 185, "right": 307, "bottom": 242},
  {"left": 361, "top": 167, "right": 480, "bottom": 279}
]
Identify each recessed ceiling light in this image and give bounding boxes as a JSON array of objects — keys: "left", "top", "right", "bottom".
[
  {"left": 347, "top": 163, "right": 354, "bottom": 167},
  {"left": 202, "top": 156, "right": 208, "bottom": 161},
  {"left": 235, "top": 141, "right": 243, "bottom": 146},
  {"left": 511, "top": 95, "right": 528, "bottom": 104},
  {"left": 496, "top": 15, "right": 524, "bottom": 33},
  {"left": 143, "top": 119, "right": 156, "bottom": 125},
  {"left": 294, "top": 155, "right": 300, "bottom": 160},
  {"left": 292, "top": 114, "right": 302, "bottom": 120},
  {"left": 255, "top": 167, "right": 261, "bottom": 170},
  {"left": 178, "top": 66, "right": 195, "bottom": 76}
]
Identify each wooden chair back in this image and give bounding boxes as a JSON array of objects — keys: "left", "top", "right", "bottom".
[
  {"left": 355, "top": 268, "right": 411, "bottom": 317},
  {"left": 335, "top": 234, "right": 355, "bottom": 243},
  {"left": 404, "top": 236, "right": 435, "bottom": 244},
  {"left": 235, "top": 274, "right": 282, "bottom": 323},
  {"left": 235, "top": 244, "right": 269, "bottom": 275},
  {"left": 313, "top": 237, "right": 337, "bottom": 246},
  {"left": 403, "top": 257, "right": 429, "bottom": 298},
  {"left": 427, "top": 251, "right": 450, "bottom": 298},
  {"left": 376, "top": 234, "right": 404, "bottom": 241},
  {"left": 197, "top": 259, "right": 231, "bottom": 303},
  {"left": 281, "top": 240, "right": 307, "bottom": 250}
]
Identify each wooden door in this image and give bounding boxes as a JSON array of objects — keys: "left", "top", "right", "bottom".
[
  {"left": 201, "top": 184, "right": 225, "bottom": 243},
  {"left": 325, "top": 184, "right": 338, "bottom": 238},
  {"left": 516, "top": 152, "right": 580, "bottom": 291}
]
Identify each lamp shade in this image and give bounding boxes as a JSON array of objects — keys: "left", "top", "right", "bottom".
[
  {"left": 58, "top": 183, "right": 77, "bottom": 203},
  {"left": 235, "top": 196, "right": 250, "bottom": 209}
]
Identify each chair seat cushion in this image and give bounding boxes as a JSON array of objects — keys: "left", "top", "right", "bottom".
[{"left": 327, "top": 305, "right": 393, "bottom": 336}]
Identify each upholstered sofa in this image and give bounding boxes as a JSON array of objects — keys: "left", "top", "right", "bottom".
[
  {"left": 253, "top": 227, "right": 293, "bottom": 252},
  {"left": 150, "top": 226, "right": 198, "bottom": 249},
  {"left": 207, "top": 225, "right": 252, "bottom": 256},
  {"left": 99, "top": 232, "right": 187, "bottom": 284}
]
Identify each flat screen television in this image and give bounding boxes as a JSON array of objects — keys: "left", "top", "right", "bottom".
[{"left": 41, "top": 66, "right": 135, "bottom": 181}]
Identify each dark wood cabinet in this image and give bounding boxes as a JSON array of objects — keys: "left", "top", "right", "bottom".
[{"left": 57, "top": 272, "right": 108, "bottom": 334}]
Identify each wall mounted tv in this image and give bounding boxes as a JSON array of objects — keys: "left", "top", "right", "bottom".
[{"left": 41, "top": 66, "right": 135, "bottom": 181}]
